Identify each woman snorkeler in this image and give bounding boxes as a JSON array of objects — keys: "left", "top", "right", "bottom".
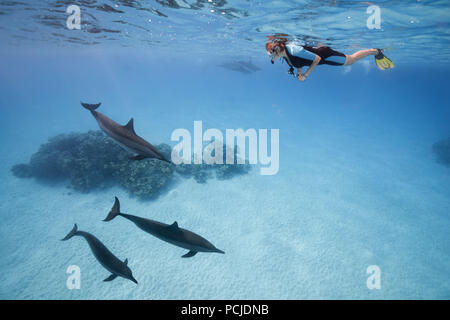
[{"left": 266, "top": 37, "right": 394, "bottom": 82}]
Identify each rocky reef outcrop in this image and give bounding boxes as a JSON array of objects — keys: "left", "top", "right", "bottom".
[
  {"left": 174, "top": 144, "right": 250, "bottom": 183},
  {"left": 11, "top": 131, "right": 250, "bottom": 199}
]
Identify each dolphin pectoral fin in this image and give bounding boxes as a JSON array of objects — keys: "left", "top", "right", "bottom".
[
  {"left": 104, "top": 274, "right": 118, "bottom": 282},
  {"left": 182, "top": 250, "right": 198, "bottom": 258},
  {"left": 160, "top": 156, "right": 172, "bottom": 164},
  {"left": 129, "top": 155, "right": 147, "bottom": 161}
]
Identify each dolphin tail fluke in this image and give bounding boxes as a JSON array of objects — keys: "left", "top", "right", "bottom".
[
  {"left": 103, "top": 197, "right": 121, "bottom": 222},
  {"left": 215, "top": 248, "right": 225, "bottom": 254},
  {"left": 81, "top": 102, "right": 101, "bottom": 111},
  {"left": 61, "top": 224, "right": 78, "bottom": 241}
]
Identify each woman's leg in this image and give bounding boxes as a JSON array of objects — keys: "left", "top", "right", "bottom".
[{"left": 344, "top": 48, "right": 378, "bottom": 66}]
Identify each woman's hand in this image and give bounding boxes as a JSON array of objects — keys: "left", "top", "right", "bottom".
[
  {"left": 297, "top": 73, "right": 307, "bottom": 82},
  {"left": 298, "top": 55, "right": 319, "bottom": 81}
]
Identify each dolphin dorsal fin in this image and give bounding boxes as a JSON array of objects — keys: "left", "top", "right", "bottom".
[
  {"left": 124, "top": 118, "right": 136, "bottom": 134},
  {"left": 167, "top": 221, "right": 180, "bottom": 231},
  {"left": 124, "top": 258, "right": 128, "bottom": 265}
]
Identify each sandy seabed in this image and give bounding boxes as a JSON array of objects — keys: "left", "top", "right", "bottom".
[{"left": 1, "top": 128, "right": 449, "bottom": 300}]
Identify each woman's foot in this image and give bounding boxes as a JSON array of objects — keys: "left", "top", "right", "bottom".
[{"left": 374, "top": 49, "right": 394, "bottom": 70}]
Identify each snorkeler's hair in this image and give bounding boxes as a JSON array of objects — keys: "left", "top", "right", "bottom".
[{"left": 265, "top": 42, "right": 274, "bottom": 53}]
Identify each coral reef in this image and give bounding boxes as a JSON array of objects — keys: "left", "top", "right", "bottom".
[
  {"left": 432, "top": 137, "right": 450, "bottom": 167},
  {"left": 11, "top": 131, "right": 250, "bottom": 199},
  {"left": 114, "top": 159, "right": 174, "bottom": 200},
  {"left": 12, "top": 131, "right": 174, "bottom": 198},
  {"left": 11, "top": 164, "right": 32, "bottom": 178},
  {"left": 173, "top": 144, "right": 251, "bottom": 183}
]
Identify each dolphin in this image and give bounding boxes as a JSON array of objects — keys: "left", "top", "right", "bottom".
[
  {"left": 237, "top": 59, "right": 261, "bottom": 72},
  {"left": 81, "top": 102, "right": 170, "bottom": 162},
  {"left": 218, "top": 62, "right": 252, "bottom": 74},
  {"left": 218, "top": 58, "right": 260, "bottom": 74},
  {"left": 103, "top": 197, "right": 225, "bottom": 258},
  {"left": 61, "top": 224, "right": 138, "bottom": 284}
]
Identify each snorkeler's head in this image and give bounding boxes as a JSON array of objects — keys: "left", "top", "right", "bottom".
[
  {"left": 266, "top": 42, "right": 277, "bottom": 63},
  {"left": 266, "top": 40, "right": 285, "bottom": 64}
]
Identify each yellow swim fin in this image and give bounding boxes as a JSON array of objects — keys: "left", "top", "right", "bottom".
[{"left": 375, "top": 49, "right": 394, "bottom": 70}]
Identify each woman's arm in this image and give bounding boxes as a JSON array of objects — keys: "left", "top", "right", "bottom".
[{"left": 298, "top": 55, "right": 321, "bottom": 81}]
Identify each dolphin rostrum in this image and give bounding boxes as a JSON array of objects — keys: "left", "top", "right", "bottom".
[
  {"left": 61, "top": 224, "right": 138, "bottom": 284},
  {"left": 81, "top": 102, "right": 170, "bottom": 162},
  {"left": 104, "top": 197, "right": 225, "bottom": 258}
]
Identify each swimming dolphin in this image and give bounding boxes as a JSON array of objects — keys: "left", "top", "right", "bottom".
[
  {"left": 237, "top": 59, "right": 261, "bottom": 72},
  {"left": 81, "top": 102, "right": 170, "bottom": 162},
  {"left": 103, "top": 197, "right": 225, "bottom": 258},
  {"left": 218, "top": 58, "right": 261, "bottom": 74},
  {"left": 61, "top": 224, "right": 138, "bottom": 284},
  {"left": 218, "top": 62, "right": 252, "bottom": 74}
]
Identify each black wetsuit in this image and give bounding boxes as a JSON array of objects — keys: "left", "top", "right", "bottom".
[{"left": 284, "top": 44, "right": 347, "bottom": 69}]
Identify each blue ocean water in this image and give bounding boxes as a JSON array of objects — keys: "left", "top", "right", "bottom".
[{"left": 0, "top": 1, "right": 449, "bottom": 299}]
